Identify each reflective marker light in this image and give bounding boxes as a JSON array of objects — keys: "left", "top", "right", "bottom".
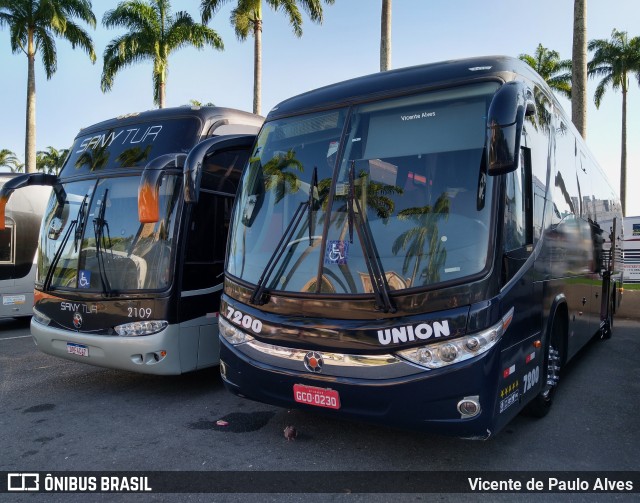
[
  {"left": 114, "top": 320, "right": 168, "bottom": 336},
  {"left": 219, "top": 316, "right": 254, "bottom": 345},
  {"left": 397, "top": 307, "right": 515, "bottom": 370},
  {"left": 32, "top": 307, "right": 51, "bottom": 326}
]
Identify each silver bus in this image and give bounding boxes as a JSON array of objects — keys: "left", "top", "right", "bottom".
[
  {"left": 0, "top": 174, "right": 49, "bottom": 319},
  {"left": 0, "top": 106, "right": 263, "bottom": 374}
]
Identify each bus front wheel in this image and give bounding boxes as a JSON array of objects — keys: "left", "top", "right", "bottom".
[{"left": 525, "top": 316, "right": 564, "bottom": 418}]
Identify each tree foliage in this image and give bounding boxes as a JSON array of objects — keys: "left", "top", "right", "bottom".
[
  {"left": 102, "top": 0, "right": 224, "bottom": 108},
  {"left": 36, "top": 146, "right": 69, "bottom": 174},
  {"left": 0, "top": 0, "right": 96, "bottom": 172},
  {"left": 519, "top": 44, "right": 572, "bottom": 99},
  {"left": 200, "top": 0, "right": 335, "bottom": 115},
  {"left": 588, "top": 29, "right": 640, "bottom": 216},
  {"left": 0, "top": 149, "right": 23, "bottom": 172}
]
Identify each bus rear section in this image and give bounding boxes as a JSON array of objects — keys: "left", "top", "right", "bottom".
[
  {"left": 0, "top": 106, "right": 263, "bottom": 374},
  {"left": 218, "top": 57, "right": 622, "bottom": 437},
  {"left": 623, "top": 216, "right": 640, "bottom": 283},
  {"left": 0, "top": 177, "right": 50, "bottom": 319}
]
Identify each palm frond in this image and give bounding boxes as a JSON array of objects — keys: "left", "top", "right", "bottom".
[{"left": 34, "top": 27, "right": 57, "bottom": 77}]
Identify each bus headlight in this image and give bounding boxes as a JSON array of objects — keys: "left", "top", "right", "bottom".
[
  {"left": 32, "top": 307, "right": 51, "bottom": 326},
  {"left": 396, "top": 307, "right": 514, "bottom": 369},
  {"left": 114, "top": 320, "right": 168, "bottom": 336},
  {"left": 219, "top": 316, "right": 254, "bottom": 345}
]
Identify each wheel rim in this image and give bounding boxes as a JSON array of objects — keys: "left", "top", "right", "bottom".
[{"left": 541, "top": 345, "right": 561, "bottom": 399}]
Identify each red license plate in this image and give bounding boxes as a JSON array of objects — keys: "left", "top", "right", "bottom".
[{"left": 293, "top": 384, "right": 340, "bottom": 410}]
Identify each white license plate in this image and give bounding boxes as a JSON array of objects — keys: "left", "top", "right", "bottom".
[{"left": 67, "top": 342, "right": 89, "bottom": 357}]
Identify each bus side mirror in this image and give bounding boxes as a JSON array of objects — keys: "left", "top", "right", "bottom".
[
  {"left": 0, "top": 173, "right": 62, "bottom": 230},
  {"left": 486, "top": 81, "right": 536, "bottom": 176},
  {"left": 138, "top": 154, "right": 186, "bottom": 223}
]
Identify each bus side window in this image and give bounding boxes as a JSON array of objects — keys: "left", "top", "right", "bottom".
[
  {"left": 504, "top": 157, "right": 527, "bottom": 252},
  {"left": 182, "top": 148, "right": 249, "bottom": 291},
  {"left": 0, "top": 222, "right": 14, "bottom": 264},
  {"left": 502, "top": 148, "right": 533, "bottom": 283}
]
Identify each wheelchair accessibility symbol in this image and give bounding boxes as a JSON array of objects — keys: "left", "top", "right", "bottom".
[
  {"left": 324, "top": 240, "right": 349, "bottom": 265},
  {"left": 78, "top": 270, "right": 91, "bottom": 289}
]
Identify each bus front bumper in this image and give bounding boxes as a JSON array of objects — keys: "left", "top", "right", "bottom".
[
  {"left": 219, "top": 338, "right": 502, "bottom": 438},
  {"left": 30, "top": 319, "right": 185, "bottom": 375}
]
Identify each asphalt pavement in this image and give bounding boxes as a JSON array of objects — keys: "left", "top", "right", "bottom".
[{"left": 0, "top": 314, "right": 638, "bottom": 501}]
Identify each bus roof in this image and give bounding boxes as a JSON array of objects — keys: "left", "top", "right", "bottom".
[
  {"left": 267, "top": 55, "right": 548, "bottom": 119},
  {"left": 77, "top": 106, "right": 263, "bottom": 137}
]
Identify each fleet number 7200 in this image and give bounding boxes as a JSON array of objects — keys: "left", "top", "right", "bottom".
[{"left": 226, "top": 306, "right": 263, "bottom": 333}]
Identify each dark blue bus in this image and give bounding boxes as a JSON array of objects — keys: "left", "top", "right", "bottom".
[{"left": 218, "top": 56, "right": 623, "bottom": 437}]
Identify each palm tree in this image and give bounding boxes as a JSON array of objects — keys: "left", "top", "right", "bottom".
[
  {"left": 392, "top": 194, "right": 450, "bottom": 287},
  {"left": 0, "top": 149, "right": 22, "bottom": 172},
  {"left": 262, "top": 149, "right": 303, "bottom": 203},
  {"left": 201, "top": 0, "right": 335, "bottom": 115},
  {"left": 571, "top": 0, "right": 587, "bottom": 138},
  {"left": 36, "top": 146, "right": 69, "bottom": 174},
  {"left": 189, "top": 99, "right": 215, "bottom": 106},
  {"left": 588, "top": 29, "right": 640, "bottom": 216},
  {"left": 0, "top": 0, "right": 96, "bottom": 174},
  {"left": 75, "top": 141, "right": 110, "bottom": 171},
  {"left": 380, "top": 0, "right": 391, "bottom": 71},
  {"left": 519, "top": 44, "right": 572, "bottom": 100},
  {"left": 102, "top": 0, "right": 224, "bottom": 108}
]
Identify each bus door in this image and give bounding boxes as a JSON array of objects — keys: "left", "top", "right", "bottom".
[
  {"left": 575, "top": 150, "right": 598, "bottom": 347},
  {"left": 178, "top": 135, "right": 255, "bottom": 370}
]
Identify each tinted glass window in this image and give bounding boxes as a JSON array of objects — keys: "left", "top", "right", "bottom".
[
  {"left": 38, "top": 175, "right": 181, "bottom": 291},
  {"left": 182, "top": 193, "right": 234, "bottom": 291},
  {"left": 0, "top": 225, "right": 13, "bottom": 263},
  {"left": 504, "top": 158, "right": 526, "bottom": 252},
  {"left": 201, "top": 148, "right": 250, "bottom": 194},
  {"left": 61, "top": 118, "right": 201, "bottom": 176},
  {"left": 227, "top": 83, "right": 498, "bottom": 294}
]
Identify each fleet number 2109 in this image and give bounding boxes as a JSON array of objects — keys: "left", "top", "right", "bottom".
[{"left": 128, "top": 307, "right": 152, "bottom": 318}]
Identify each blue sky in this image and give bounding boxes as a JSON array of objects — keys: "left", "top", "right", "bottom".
[{"left": 2, "top": 0, "right": 639, "bottom": 215}]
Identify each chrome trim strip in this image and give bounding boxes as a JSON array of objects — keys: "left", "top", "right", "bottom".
[
  {"left": 247, "top": 339, "right": 398, "bottom": 366},
  {"left": 235, "top": 338, "right": 425, "bottom": 379}
]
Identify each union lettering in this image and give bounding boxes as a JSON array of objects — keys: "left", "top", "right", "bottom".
[{"left": 377, "top": 320, "right": 450, "bottom": 345}]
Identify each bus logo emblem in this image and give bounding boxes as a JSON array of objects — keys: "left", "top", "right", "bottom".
[
  {"left": 73, "top": 312, "right": 83, "bottom": 329},
  {"left": 304, "top": 352, "right": 324, "bottom": 373}
]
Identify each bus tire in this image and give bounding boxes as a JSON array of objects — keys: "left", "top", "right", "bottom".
[
  {"left": 601, "top": 295, "right": 614, "bottom": 340},
  {"left": 525, "top": 316, "right": 564, "bottom": 418}
]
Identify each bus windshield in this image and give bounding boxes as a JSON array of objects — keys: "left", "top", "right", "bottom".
[
  {"left": 227, "top": 82, "right": 499, "bottom": 295},
  {"left": 62, "top": 117, "right": 201, "bottom": 175},
  {"left": 38, "top": 174, "right": 181, "bottom": 292}
]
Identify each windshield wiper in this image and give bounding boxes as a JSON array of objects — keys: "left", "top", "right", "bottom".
[
  {"left": 93, "top": 189, "right": 113, "bottom": 296},
  {"left": 43, "top": 195, "right": 88, "bottom": 292},
  {"left": 43, "top": 221, "right": 76, "bottom": 292},
  {"left": 250, "top": 170, "right": 320, "bottom": 305},
  {"left": 347, "top": 161, "right": 395, "bottom": 313},
  {"left": 308, "top": 167, "right": 319, "bottom": 245},
  {"left": 249, "top": 200, "right": 309, "bottom": 305},
  {"left": 73, "top": 195, "right": 88, "bottom": 252}
]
